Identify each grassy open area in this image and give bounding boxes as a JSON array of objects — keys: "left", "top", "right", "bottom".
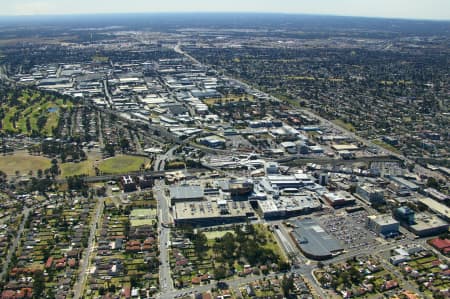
[
  {"left": 0, "top": 153, "right": 51, "bottom": 175},
  {"left": 332, "top": 119, "right": 356, "bottom": 132},
  {"left": 204, "top": 230, "right": 234, "bottom": 240},
  {"left": 98, "top": 155, "right": 150, "bottom": 174},
  {"left": 372, "top": 139, "right": 401, "bottom": 154},
  {"left": 60, "top": 160, "right": 95, "bottom": 177},
  {"left": 130, "top": 208, "right": 157, "bottom": 226},
  {"left": 254, "top": 224, "right": 288, "bottom": 262}
]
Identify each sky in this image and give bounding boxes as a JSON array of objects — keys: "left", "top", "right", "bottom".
[{"left": 0, "top": 0, "right": 449, "bottom": 20}]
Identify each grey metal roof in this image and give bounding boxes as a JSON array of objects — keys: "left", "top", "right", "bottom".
[
  {"left": 169, "top": 185, "right": 204, "bottom": 200},
  {"left": 292, "top": 218, "right": 343, "bottom": 258}
]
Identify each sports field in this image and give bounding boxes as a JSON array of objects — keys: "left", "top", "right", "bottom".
[
  {"left": 0, "top": 153, "right": 51, "bottom": 176},
  {"left": 98, "top": 155, "right": 150, "bottom": 174}
]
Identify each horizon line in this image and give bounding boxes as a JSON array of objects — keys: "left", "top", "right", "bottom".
[{"left": 0, "top": 11, "right": 449, "bottom": 22}]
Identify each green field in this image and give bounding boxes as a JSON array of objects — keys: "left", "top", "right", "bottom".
[
  {"left": 60, "top": 160, "right": 95, "bottom": 177},
  {"left": 0, "top": 153, "right": 51, "bottom": 175},
  {"left": 204, "top": 230, "right": 234, "bottom": 240},
  {"left": 98, "top": 155, "right": 150, "bottom": 174}
]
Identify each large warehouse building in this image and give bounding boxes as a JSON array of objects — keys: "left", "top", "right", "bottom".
[
  {"left": 173, "top": 199, "right": 255, "bottom": 227},
  {"left": 291, "top": 218, "right": 344, "bottom": 260}
]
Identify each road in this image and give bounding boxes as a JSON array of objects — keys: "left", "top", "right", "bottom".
[
  {"left": 96, "top": 110, "right": 105, "bottom": 148},
  {"left": 174, "top": 42, "right": 201, "bottom": 65},
  {"left": 158, "top": 271, "right": 282, "bottom": 299},
  {"left": 376, "top": 253, "right": 421, "bottom": 295},
  {"left": 1, "top": 207, "right": 30, "bottom": 280},
  {"left": 273, "top": 223, "right": 327, "bottom": 298},
  {"left": 153, "top": 145, "right": 178, "bottom": 171},
  {"left": 73, "top": 197, "right": 105, "bottom": 299},
  {"left": 155, "top": 179, "right": 174, "bottom": 295},
  {"left": 155, "top": 145, "right": 178, "bottom": 297}
]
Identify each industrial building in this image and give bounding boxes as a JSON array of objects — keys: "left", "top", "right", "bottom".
[
  {"left": 409, "top": 213, "right": 449, "bottom": 237},
  {"left": 367, "top": 215, "right": 399, "bottom": 237},
  {"left": 417, "top": 197, "right": 450, "bottom": 221},
  {"left": 173, "top": 199, "right": 255, "bottom": 227},
  {"left": 169, "top": 185, "right": 204, "bottom": 203},
  {"left": 291, "top": 218, "right": 344, "bottom": 260},
  {"left": 389, "top": 177, "right": 419, "bottom": 192},
  {"left": 257, "top": 191, "right": 322, "bottom": 220},
  {"left": 322, "top": 191, "right": 356, "bottom": 207},
  {"left": 267, "top": 175, "right": 304, "bottom": 189},
  {"left": 197, "top": 135, "right": 226, "bottom": 148}
]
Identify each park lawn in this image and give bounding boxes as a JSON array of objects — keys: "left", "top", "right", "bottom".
[
  {"left": 60, "top": 160, "right": 95, "bottom": 177},
  {"left": 204, "top": 230, "right": 234, "bottom": 240},
  {"left": 98, "top": 155, "right": 150, "bottom": 174},
  {"left": 0, "top": 153, "right": 52, "bottom": 175},
  {"left": 254, "top": 224, "right": 287, "bottom": 262}
]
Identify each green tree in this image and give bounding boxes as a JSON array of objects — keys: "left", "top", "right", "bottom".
[
  {"left": 214, "top": 265, "right": 227, "bottom": 280},
  {"left": 33, "top": 270, "right": 45, "bottom": 298},
  {"left": 281, "top": 274, "right": 294, "bottom": 297}
]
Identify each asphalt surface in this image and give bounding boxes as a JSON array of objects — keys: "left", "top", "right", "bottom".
[
  {"left": 73, "top": 197, "right": 104, "bottom": 299},
  {"left": 0, "top": 207, "right": 30, "bottom": 280},
  {"left": 155, "top": 179, "right": 174, "bottom": 296}
]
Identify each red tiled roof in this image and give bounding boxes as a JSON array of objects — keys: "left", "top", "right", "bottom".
[
  {"left": 123, "top": 287, "right": 131, "bottom": 298},
  {"left": 429, "top": 238, "right": 450, "bottom": 250},
  {"left": 45, "top": 257, "right": 53, "bottom": 269},
  {"left": 202, "top": 293, "right": 212, "bottom": 299},
  {"left": 1, "top": 290, "right": 16, "bottom": 299},
  {"left": 384, "top": 280, "right": 398, "bottom": 290}
]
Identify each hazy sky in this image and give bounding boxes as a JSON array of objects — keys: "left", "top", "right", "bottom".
[{"left": 1, "top": 0, "right": 449, "bottom": 20}]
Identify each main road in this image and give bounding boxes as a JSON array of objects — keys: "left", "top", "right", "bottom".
[
  {"left": 155, "top": 179, "right": 174, "bottom": 296},
  {"left": 73, "top": 197, "right": 105, "bottom": 299},
  {"left": 0, "top": 207, "right": 30, "bottom": 280}
]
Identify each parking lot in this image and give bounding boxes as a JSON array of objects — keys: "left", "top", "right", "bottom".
[{"left": 320, "top": 210, "right": 380, "bottom": 251}]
